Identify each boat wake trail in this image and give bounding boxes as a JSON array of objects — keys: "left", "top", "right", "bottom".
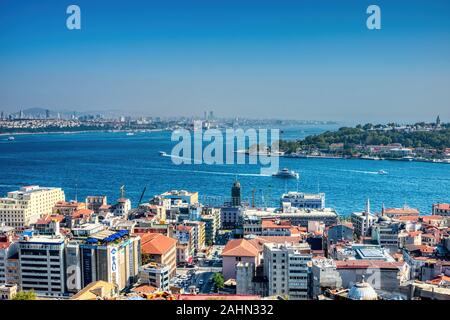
[
  {"left": 160, "top": 167, "right": 270, "bottom": 177},
  {"left": 161, "top": 154, "right": 271, "bottom": 177},
  {"left": 340, "top": 169, "right": 379, "bottom": 175}
]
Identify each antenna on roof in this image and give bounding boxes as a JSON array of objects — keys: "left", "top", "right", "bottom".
[{"left": 120, "top": 185, "right": 125, "bottom": 199}]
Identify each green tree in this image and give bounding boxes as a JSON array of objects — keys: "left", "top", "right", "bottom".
[
  {"left": 12, "top": 290, "right": 36, "bottom": 300},
  {"left": 212, "top": 272, "right": 225, "bottom": 290}
]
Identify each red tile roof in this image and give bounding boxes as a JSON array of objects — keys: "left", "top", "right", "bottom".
[
  {"left": 72, "top": 209, "right": 94, "bottom": 219},
  {"left": 422, "top": 215, "right": 444, "bottom": 222},
  {"left": 222, "top": 236, "right": 303, "bottom": 257},
  {"left": 335, "top": 260, "right": 403, "bottom": 270},
  {"left": 385, "top": 207, "right": 420, "bottom": 215},
  {"left": 137, "top": 233, "right": 177, "bottom": 255},
  {"left": 222, "top": 239, "right": 260, "bottom": 257},
  {"left": 35, "top": 214, "right": 65, "bottom": 224},
  {"left": 261, "top": 219, "right": 292, "bottom": 229},
  {"left": 434, "top": 203, "right": 450, "bottom": 210},
  {"left": 131, "top": 284, "right": 157, "bottom": 294},
  {"left": 395, "top": 215, "right": 419, "bottom": 221}
]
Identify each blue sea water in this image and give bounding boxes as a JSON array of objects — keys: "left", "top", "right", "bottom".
[{"left": 0, "top": 125, "right": 449, "bottom": 216}]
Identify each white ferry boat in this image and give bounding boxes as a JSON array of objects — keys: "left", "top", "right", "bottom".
[{"left": 272, "top": 168, "right": 300, "bottom": 179}]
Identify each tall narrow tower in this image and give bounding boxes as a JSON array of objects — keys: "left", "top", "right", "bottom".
[
  {"left": 365, "top": 198, "right": 371, "bottom": 236},
  {"left": 231, "top": 179, "right": 241, "bottom": 207}
]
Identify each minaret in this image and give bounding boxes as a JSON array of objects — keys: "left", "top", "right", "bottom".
[
  {"left": 365, "top": 198, "right": 371, "bottom": 215},
  {"left": 365, "top": 198, "right": 371, "bottom": 236}
]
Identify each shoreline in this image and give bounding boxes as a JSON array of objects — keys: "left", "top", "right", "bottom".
[
  {"left": 0, "top": 129, "right": 167, "bottom": 137},
  {"left": 281, "top": 154, "right": 450, "bottom": 164}
]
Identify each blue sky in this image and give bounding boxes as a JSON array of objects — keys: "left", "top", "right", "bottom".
[{"left": 0, "top": 0, "right": 449, "bottom": 123}]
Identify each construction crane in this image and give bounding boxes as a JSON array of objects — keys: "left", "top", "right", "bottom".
[
  {"left": 138, "top": 187, "right": 147, "bottom": 206},
  {"left": 251, "top": 188, "right": 256, "bottom": 208}
]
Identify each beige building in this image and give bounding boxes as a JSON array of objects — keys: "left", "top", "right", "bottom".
[
  {"left": 0, "top": 186, "right": 65, "bottom": 228},
  {"left": 0, "top": 283, "right": 17, "bottom": 300}
]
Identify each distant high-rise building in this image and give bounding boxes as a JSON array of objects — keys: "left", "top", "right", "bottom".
[
  {"left": 19, "top": 110, "right": 24, "bottom": 119},
  {"left": 45, "top": 109, "right": 50, "bottom": 119},
  {"left": 436, "top": 115, "right": 441, "bottom": 127},
  {"left": 0, "top": 111, "right": 3, "bottom": 120},
  {"left": 231, "top": 180, "right": 241, "bottom": 207},
  {"left": 209, "top": 110, "right": 214, "bottom": 120}
]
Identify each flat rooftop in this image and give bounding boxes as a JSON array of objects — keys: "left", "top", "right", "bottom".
[{"left": 20, "top": 235, "right": 65, "bottom": 244}]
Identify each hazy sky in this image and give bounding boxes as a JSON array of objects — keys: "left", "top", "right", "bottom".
[{"left": 0, "top": 0, "right": 449, "bottom": 123}]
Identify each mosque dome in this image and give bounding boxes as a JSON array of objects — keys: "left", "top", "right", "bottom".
[{"left": 348, "top": 279, "right": 378, "bottom": 300}]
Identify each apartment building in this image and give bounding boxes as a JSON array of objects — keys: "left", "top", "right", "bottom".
[
  {"left": 0, "top": 186, "right": 65, "bottom": 228},
  {"left": 18, "top": 231, "right": 67, "bottom": 297},
  {"left": 263, "top": 242, "right": 312, "bottom": 300},
  {"left": 139, "top": 262, "right": 171, "bottom": 291},
  {"left": 139, "top": 233, "right": 177, "bottom": 277}
]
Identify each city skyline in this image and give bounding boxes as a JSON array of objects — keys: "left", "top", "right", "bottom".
[{"left": 1, "top": 0, "right": 450, "bottom": 123}]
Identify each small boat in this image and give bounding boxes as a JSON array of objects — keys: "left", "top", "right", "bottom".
[
  {"left": 126, "top": 132, "right": 135, "bottom": 136},
  {"left": 7, "top": 136, "right": 15, "bottom": 141},
  {"left": 272, "top": 168, "right": 300, "bottom": 179},
  {"left": 378, "top": 170, "right": 388, "bottom": 175},
  {"left": 159, "top": 151, "right": 167, "bottom": 156}
]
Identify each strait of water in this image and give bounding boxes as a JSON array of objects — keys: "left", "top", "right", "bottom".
[{"left": 0, "top": 125, "right": 449, "bottom": 216}]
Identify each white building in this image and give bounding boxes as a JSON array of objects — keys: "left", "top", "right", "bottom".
[
  {"left": 113, "top": 198, "right": 131, "bottom": 216},
  {"left": 281, "top": 192, "right": 325, "bottom": 209},
  {"left": 0, "top": 186, "right": 65, "bottom": 228},
  {"left": 351, "top": 200, "right": 377, "bottom": 237},
  {"left": 263, "top": 242, "right": 312, "bottom": 299},
  {"left": 138, "top": 262, "right": 171, "bottom": 291},
  {"left": 371, "top": 216, "right": 402, "bottom": 251},
  {"left": 244, "top": 207, "right": 338, "bottom": 227},
  {"left": 18, "top": 231, "right": 67, "bottom": 297},
  {"left": 311, "top": 258, "right": 342, "bottom": 298}
]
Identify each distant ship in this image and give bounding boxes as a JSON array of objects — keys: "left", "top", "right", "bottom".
[
  {"left": 272, "top": 168, "right": 300, "bottom": 179},
  {"left": 126, "top": 132, "right": 135, "bottom": 136},
  {"left": 7, "top": 136, "right": 15, "bottom": 141},
  {"left": 378, "top": 170, "right": 388, "bottom": 175}
]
